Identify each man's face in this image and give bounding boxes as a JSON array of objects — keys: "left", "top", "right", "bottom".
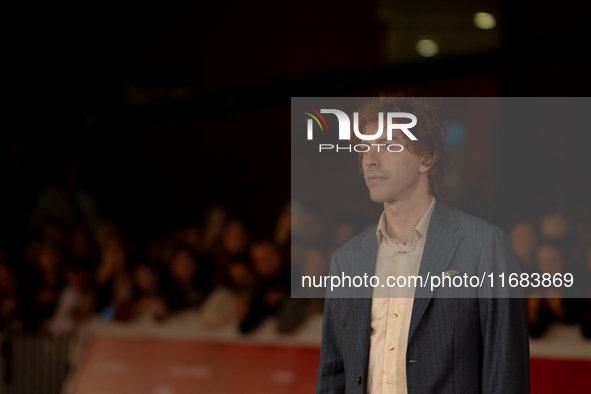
[{"left": 362, "top": 123, "right": 424, "bottom": 203}]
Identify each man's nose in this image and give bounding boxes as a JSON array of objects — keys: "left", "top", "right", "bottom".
[{"left": 363, "top": 145, "right": 380, "bottom": 168}]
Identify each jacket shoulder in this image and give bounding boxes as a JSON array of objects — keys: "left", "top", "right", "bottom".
[
  {"left": 444, "top": 203, "right": 503, "bottom": 238},
  {"left": 333, "top": 224, "right": 377, "bottom": 259}
]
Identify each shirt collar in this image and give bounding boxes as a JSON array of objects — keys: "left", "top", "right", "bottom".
[{"left": 376, "top": 196, "right": 436, "bottom": 246}]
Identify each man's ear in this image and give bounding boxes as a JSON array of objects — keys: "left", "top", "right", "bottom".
[{"left": 419, "top": 153, "right": 436, "bottom": 174}]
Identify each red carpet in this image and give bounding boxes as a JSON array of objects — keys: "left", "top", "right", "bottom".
[
  {"left": 72, "top": 336, "right": 591, "bottom": 393},
  {"left": 72, "top": 336, "right": 321, "bottom": 394},
  {"left": 530, "top": 358, "right": 591, "bottom": 394}
]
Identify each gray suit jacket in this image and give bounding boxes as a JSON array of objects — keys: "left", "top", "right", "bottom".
[{"left": 316, "top": 199, "right": 530, "bottom": 394}]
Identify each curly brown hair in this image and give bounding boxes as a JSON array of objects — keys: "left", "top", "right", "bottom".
[{"left": 353, "top": 93, "right": 452, "bottom": 200}]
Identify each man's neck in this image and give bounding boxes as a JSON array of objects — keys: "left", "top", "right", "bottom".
[{"left": 383, "top": 192, "right": 434, "bottom": 245}]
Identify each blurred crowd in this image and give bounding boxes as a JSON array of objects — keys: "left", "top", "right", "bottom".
[
  {"left": 2, "top": 164, "right": 591, "bottom": 342},
  {"left": 508, "top": 209, "right": 591, "bottom": 338},
  {"left": 0, "top": 164, "right": 332, "bottom": 337}
]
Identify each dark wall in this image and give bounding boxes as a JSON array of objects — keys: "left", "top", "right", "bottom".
[{"left": 3, "top": 0, "right": 590, "bottom": 248}]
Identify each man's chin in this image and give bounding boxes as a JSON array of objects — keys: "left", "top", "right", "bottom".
[{"left": 369, "top": 191, "right": 389, "bottom": 204}]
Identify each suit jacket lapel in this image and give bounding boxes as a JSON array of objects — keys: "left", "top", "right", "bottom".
[
  {"left": 408, "top": 199, "right": 462, "bottom": 344},
  {"left": 356, "top": 230, "right": 379, "bottom": 392}
]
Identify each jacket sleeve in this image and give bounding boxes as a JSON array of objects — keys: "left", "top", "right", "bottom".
[
  {"left": 316, "top": 253, "right": 346, "bottom": 394},
  {"left": 478, "top": 227, "right": 530, "bottom": 394}
]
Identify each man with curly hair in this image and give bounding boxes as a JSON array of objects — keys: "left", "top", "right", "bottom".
[{"left": 316, "top": 97, "right": 529, "bottom": 394}]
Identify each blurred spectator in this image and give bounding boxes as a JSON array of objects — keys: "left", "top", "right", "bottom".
[
  {"left": 184, "top": 226, "right": 203, "bottom": 253},
  {"left": 95, "top": 220, "right": 122, "bottom": 250},
  {"left": 291, "top": 206, "right": 326, "bottom": 246},
  {"left": 220, "top": 219, "right": 249, "bottom": 260},
  {"left": 509, "top": 220, "right": 538, "bottom": 273},
  {"left": 36, "top": 220, "right": 67, "bottom": 247},
  {"left": 274, "top": 203, "right": 292, "bottom": 269},
  {"left": 274, "top": 202, "right": 291, "bottom": 249},
  {"left": 276, "top": 248, "right": 326, "bottom": 334},
  {"left": 540, "top": 210, "right": 569, "bottom": 241},
  {"left": 290, "top": 206, "right": 326, "bottom": 273},
  {"left": 95, "top": 237, "right": 132, "bottom": 316},
  {"left": 146, "top": 236, "right": 172, "bottom": 268},
  {"left": 170, "top": 225, "right": 203, "bottom": 254},
  {"left": 201, "top": 261, "right": 255, "bottom": 329},
  {"left": 202, "top": 206, "right": 227, "bottom": 254},
  {"left": 239, "top": 240, "right": 289, "bottom": 334},
  {"left": 126, "top": 263, "right": 168, "bottom": 322},
  {"left": 48, "top": 258, "right": 96, "bottom": 335},
  {"left": 212, "top": 218, "right": 250, "bottom": 284},
  {"left": 23, "top": 240, "right": 64, "bottom": 331},
  {"left": 162, "top": 244, "right": 213, "bottom": 313},
  {"left": 539, "top": 208, "right": 580, "bottom": 269},
  {"left": 527, "top": 242, "right": 567, "bottom": 337},
  {"left": 27, "top": 163, "right": 100, "bottom": 235},
  {"left": 69, "top": 226, "right": 95, "bottom": 259},
  {"left": 0, "top": 262, "right": 20, "bottom": 330}
]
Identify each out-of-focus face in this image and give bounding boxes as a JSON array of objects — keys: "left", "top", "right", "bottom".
[
  {"left": 207, "top": 208, "right": 225, "bottom": 230},
  {"left": 537, "top": 245, "right": 564, "bottom": 275},
  {"left": 0, "top": 264, "right": 16, "bottom": 292},
  {"left": 184, "top": 227, "right": 202, "bottom": 251},
  {"left": 228, "top": 262, "right": 254, "bottom": 288},
  {"left": 540, "top": 211, "right": 568, "bottom": 240},
  {"left": 361, "top": 124, "right": 425, "bottom": 203},
  {"left": 251, "top": 243, "right": 282, "bottom": 279},
  {"left": 275, "top": 206, "right": 291, "bottom": 245},
  {"left": 38, "top": 245, "right": 60, "bottom": 272},
  {"left": 101, "top": 238, "right": 126, "bottom": 271},
  {"left": 135, "top": 266, "right": 156, "bottom": 291},
  {"left": 223, "top": 221, "right": 247, "bottom": 255},
  {"left": 510, "top": 222, "right": 538, "bottom": 261},
  {"left": 171, "top": 250, "right": 197, "bottom": 281},
  {"left": 0, "top": 294, "right": 18, "bottom": 319},
  {"left": 203, "top": 208, "right": 226, "bottom": 246},
  {"left": 71, "top": 228, "right": 92, "bottom": 256},
  {"left": 96, "top": 221, "right": 120, "bottom": 249}
]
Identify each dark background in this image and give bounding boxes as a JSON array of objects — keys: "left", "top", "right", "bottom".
[{"left": 3, "top": 0, "right": 590, "bottom": 248}]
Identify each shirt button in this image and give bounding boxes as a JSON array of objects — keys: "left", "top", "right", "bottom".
[
  {"left": 386, "top": 379, "right": 393, "bottom": 384},
  {"left": 388, "top": 345, "right": 394, "bottom": 351},
  {"left": 392, "top": 313, "right": 398, "bottom": 318}
]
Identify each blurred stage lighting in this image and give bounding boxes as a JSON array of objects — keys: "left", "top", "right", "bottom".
[
  {"left": 473, "top": 12, "right": 496, "bottom": 29},
  {"left": 415, "top": 39, "right": 439, "bottom": 57}
]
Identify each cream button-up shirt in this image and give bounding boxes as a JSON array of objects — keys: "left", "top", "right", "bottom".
[{"left": 367, "top": 197, "right": 436, "bottom": 394}]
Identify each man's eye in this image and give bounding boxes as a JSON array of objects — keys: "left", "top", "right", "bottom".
[{"left": 385, "top": 143, "right": 403, "bottom": 152}]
